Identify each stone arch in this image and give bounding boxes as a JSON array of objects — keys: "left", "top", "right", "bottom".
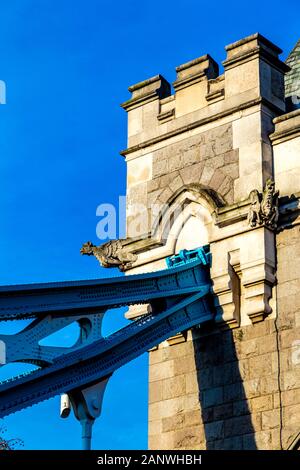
[
  {"left": 150, "top": 166, "right": 235, "bottom": 208},
  {"left": 151, "top": 184, "right": 221, "bottom": 254}
]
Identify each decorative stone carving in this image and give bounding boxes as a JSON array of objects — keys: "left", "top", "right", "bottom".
[
  {"left": 248, "top": 190, "right": 262, "bottom": 227},
  {"left": 248, "top": 179, "right": 279, "bottom": 229},
  {"left": 80, "top": 240, "right": 137, "bottom": 271}
]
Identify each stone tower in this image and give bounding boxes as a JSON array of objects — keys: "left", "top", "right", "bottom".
[{"left": 120, "top": 33, "right": 300, "bottom": 450}]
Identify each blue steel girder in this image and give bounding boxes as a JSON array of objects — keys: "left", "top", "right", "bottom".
[
  {"left": 0, "top": 312, "right": 104, "bottom": 366},
  {"left": 0, "top": 246, "right": 213, "bottom": 421},
  {"left": 0, "top": 251, "right": 209, "bottom": 321},
  {"left": 0, "top": 288, "right": 212, "bottom": 418}
]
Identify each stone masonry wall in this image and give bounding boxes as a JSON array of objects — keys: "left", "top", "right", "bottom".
[
  {"left": 122, "top": 34, "right": 300, "bottom": 450},
  {"left": 276, "top": 225, "right": 300, "bottom": 448},
  {"left": 148, "top": 124, "right": 238, "bottom": 207},
  {"left": 148, "top": 225, "right": 300, "bottom": 450}
]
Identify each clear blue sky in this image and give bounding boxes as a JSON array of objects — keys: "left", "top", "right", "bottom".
[{"left": 0, "top": 0, "right": 298, "bottom": 450}]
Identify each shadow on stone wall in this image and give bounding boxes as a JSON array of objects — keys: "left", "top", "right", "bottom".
[{"left": 192, "top": 324, "right": 257, "bottom": 449}]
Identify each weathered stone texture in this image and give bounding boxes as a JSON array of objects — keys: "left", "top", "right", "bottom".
[
  {"left": 148, "top": 124, "right": 238, "bottom": 206},
  {"left": 149, "top": 284, "right": 300, "bottom": 450},
  {"left": 121, "top": 34, "right": 300, "bottom": 451}
]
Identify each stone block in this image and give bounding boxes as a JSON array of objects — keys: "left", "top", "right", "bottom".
[
  {"left": 208, "top": 169, "right": 226, "bottom": 190},
  {"left": 243, "top": 379, "right": 261, "bottom": 398},
  {"left": 162, "top": 413, "right": 184, "bottom": 433},
  {"left": 248, "top": 354, "right": 273, "bottom": 379},
  {"left": 282, "top": 369, "right": 300, "bottom": 391},
  {"left": 251, "top": 395, "right": 273, "bottom": 412},
  {"left": 283, "top": 403, "right": 300, "bottom": 427},
  {"left": 202, "top": 387, "right": 223, "bottom": 408},
  {"left": 174, "top": 355, "right": 196, "bottom": 376},
  {"left": 213, "top": 403, "right": 233, "bottom": 420},
  {"left": 213, "top": 363, "right": 233, "bottom": 386},
  {"left": 173, "top": 425, "right": 206, "bottom": 449},
  {"left": 258, "top": 335, "right": 277, "bottom": 355},
  {"left": 149, "top": 431, "right": 174, "bottom": 450},
  {"left": 179, "top": 162, "right": 204, "bottom": 185},
  {"left": 218, "top": 435, "right": 243, "bottom": 450},
  {"left": 260, "top": 374, "right": 279, "bottom": 395},
  {"left": 224, "top": 414, "right": 256, "bottom": 437},
  {"left": 224, "top": 381, "right": 245, "bottom": 402},
  {"left": 149, "top": 396, "right": 184, "bottom": 420},
  {"left": 149, "top": 419, "right": 162, "bottom": 436},
  {"left": 152, "top": 159, "right": 168, "bottom": 178},
  {"left": 280, "top": 327, "right": 300, "bottom": 350},
  {"left": 240, "top": 339, "right": 259, "bottom": 357},
  {"left": 127, "top": 153, "right": 153, "bottom": 187},
  {"left": 185, "top": 372, "right": 200, "bottom": 394},
  {"left": 239, "top": 320, "right": 270, "bottom": 341},
  {"left": 162, "top": 375, "right": 186, "bottom": 400},
  {"left": 168, "top": 174, "right": 184, "bottom": 193},
  {"left": 149, "top": 347, "right": 170, "bottom": 365},
  {"left": 149, "top": 381, "right": 163, "bottom": 403},
  {"left": 261, "top": 409, "right": 280, "bottom": 430},
  {"left": 200, "top": 165, "right": 215, "bottom": 185},
  {"left": 168, "top": 155, "right": 182, "bottom": 172},
  {"left": 281, "top": 388, "right": 300, "bottom": 407},
  {"left": 196, "top": 367, "right": 214, "bottom": 390},
  {"left": 182, "top": 148, "right": 199, "bottom": 166},
  {"left": 254, "top": 431, "right": 273, "bottom": 449},
  {"left": 158, "top": 186, "right": 173, "bottom": 204},
  {"left": 218, "top": 175, "right": 232, "bottom": 197},
  {"left": 237, "top": 359, "right": 251, "bottom": 381},
  {"left": 201, "top": 407, "right": 214, "bottom": 423},
  {"left": 184, "top": 409, "right": 202, "bottom": 427},
  {"left": 233, "top": 399, "right": 251, "bottom": 417},
  {"left": 222, "top": 163, "right": 239, "bottom": 179},
  {"left": 168, "top": 340, "right": 194, "bottom": 359},
  {"left": 224, "top": 149, "right": 239, "bottom": 164},
  {"left": 147, "top": 178, "right": 160, "bottom": 193},
  {"left": 149, "top": 360, "right": 174, "bottom": 382},
  {"left": 183, "top": 393, "right": 201, "bottom": 411},
  {"left": 205, "top": 420, "right": 224, "bottom": 441}
]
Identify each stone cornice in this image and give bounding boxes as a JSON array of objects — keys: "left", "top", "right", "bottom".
[
  {"left": 120, "top": 97, "right": 285, "bottom": 157},
  {"left": 212, "top": 198, "right": 250, "bottom": 227},
  {"left": 172, "top": 70, "right": 207, "bottom": 91},
  {"left": 121, "top": 74, "right": 171, "bottom": 112},
  {"left": 223, "top": 46, "right": 290, "bottom": 73},
  {"left": 270, "top": 108, "right": 300, "bottom": 144},
  {"left": 120, "top": 194, "right": 300, "bottom": 263},
  {"left": 225, "top": 33, "right": 283, "bottom": 54},
  {"left": 223, "top": 33, "right": 289, "bottom": 74},
  {"left": 173, "top": 54, "right": 219, "bottom": 91}
]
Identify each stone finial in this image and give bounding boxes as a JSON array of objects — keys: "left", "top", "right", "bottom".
[
  {"left": 223, "top": 33, "right": 286, "bottom": 69},
  {"left": 173, "top": 54, "right": 219, "bottom": 91},
  {"left": 247, "top": 179, "right": 279, "bottom": 230},
  {"left": 80, "top": 240, "right": 137, "bottom": 271},
  {"left": 121, "top": 75, "right": 171, "bottom": 111},
  {"left": 223, "top": 33, "right": 289, "bottom": 108}
]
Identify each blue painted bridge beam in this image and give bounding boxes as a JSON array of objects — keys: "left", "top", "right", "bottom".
[
  {"left": 0, "top": 288, "right": 212, "bottom": 419},
  {"left": 0, "top": 245, "right": 213, "bottom": 448},
  {"left": 0, "top": 247, "right": 210, "bottom": 321}
]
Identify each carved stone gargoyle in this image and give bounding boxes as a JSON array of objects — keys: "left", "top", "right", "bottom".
[
  {"left": 80, "top": 240, "right": 137, "bottom": 271},
  {"left": 248, "top": 179, "right": 279, "bottom": 230}
]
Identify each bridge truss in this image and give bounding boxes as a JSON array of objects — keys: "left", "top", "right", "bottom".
[{"left": 0, "top": 246, "right": 213, "bottom": 449}]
